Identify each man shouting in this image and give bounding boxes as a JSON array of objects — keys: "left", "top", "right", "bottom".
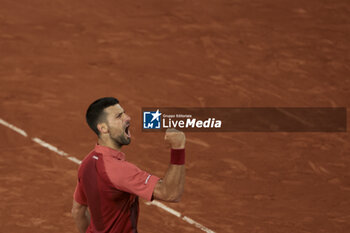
[{"left": 71, "top": 97, "right": 186, "bottom": 233}]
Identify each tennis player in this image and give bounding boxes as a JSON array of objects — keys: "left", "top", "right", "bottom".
[{"left": 71, "top": 97, "right": 186, "bottom": 233}]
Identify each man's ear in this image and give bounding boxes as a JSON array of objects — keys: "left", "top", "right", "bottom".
[{"left": 97, "top": 122, "right": 108, "bottom": 135}]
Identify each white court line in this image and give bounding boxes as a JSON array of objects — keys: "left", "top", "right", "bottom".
[
  {"left": 0, "top": 117, "right": 216, "bottom": 233},
  {"left": 145, "top": 200, "right": 215, "bottom": 233},
  {"left": 67, "top": 156, "right": 82, "bottom": 165},
  {"left": 145, "top": 200, "right": 181, "bottom": 217},
  {"left": 182, "top": 216, "right": 216, "bottom": 233},
  {"left": 0, "top": 118, "right": 28, "bottom": 137},
  {"left": 32, "top": 137, "right": 69, "bottom": 157}
]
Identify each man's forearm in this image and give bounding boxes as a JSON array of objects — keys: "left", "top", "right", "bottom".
[
  {"left": 74, "top": 210, "right": 90, "bottom": 233},
  {"left": 162, "top": 164, "right": 185, "bottom": 201},
  {"left": 154, "top": 148, "right": 186, "bottom": 202}
]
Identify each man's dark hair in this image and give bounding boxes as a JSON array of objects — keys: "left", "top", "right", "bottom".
[{"left": 86, "top": 97, "right": 119, "bottom": 136}]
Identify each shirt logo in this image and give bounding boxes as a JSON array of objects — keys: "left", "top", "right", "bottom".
[
  {"left": 92, "top": 155, "right": 99, "bottom": 160},
  {"left": 143, "top": 109, "right": 162, "bottom": 129},
  {"left": 145, "top": 174, "right": 151, "bottom": 184}
]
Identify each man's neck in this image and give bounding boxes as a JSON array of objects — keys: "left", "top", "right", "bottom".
[{"left": 97, "top": 138, "right": 122, "bottom": 151}]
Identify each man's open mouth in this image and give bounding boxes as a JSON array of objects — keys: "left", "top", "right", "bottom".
[{"left": 125, "top": 125, "right": 131, "bottom": 138}]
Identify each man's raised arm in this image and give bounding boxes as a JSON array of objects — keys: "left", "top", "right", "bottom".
[{"left": 153, "top": 129, "right": 186, "bottom": 202}]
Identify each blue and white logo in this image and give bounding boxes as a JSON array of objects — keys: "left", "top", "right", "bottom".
[{"left": 143, "top": 109, "right": 162, "bottom": 129}]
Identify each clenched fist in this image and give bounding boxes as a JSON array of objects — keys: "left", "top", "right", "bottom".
[{"left": 164, "top": 129, "right": 186, "bottom": 149}]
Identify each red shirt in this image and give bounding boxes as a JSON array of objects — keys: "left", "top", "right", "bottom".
[{"left": 74, "top": 144, "right": 160, "bottom": 233}]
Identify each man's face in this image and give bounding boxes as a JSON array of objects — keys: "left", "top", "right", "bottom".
[{"left": 102, "top": 104, "right": 131, "bottom": 146}]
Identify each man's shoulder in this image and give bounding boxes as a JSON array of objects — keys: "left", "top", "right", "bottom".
[
  {"left": 78, "top": 147, "right": 128, "bottom": 175},
  {"left": 79, "top": 149, "right": 102, "bottom": 168},
  {"left": 77, "top": 149, "right": 104, "bottom": 180}
]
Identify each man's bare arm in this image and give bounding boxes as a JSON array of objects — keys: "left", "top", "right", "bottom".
[
  {"left": 153, "top": 164, "right": 185, "bottom": 202},
  {"left": 153, "top": 129, "right": 186, "bottom": 202},
  {"left": 71, "top": 200, "right": 90, "bottom": 233}
]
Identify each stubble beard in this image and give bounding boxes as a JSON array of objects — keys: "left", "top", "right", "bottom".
[
  {"left": 106, "top": 122, "right": 131, "bottom": 148},
  {"left": 110, "top": 132, "right": 131, "bottom": 148}
]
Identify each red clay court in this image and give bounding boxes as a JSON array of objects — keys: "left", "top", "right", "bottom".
[{"left": 0, "top": 0, "right": 349, "bottom": 232}]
